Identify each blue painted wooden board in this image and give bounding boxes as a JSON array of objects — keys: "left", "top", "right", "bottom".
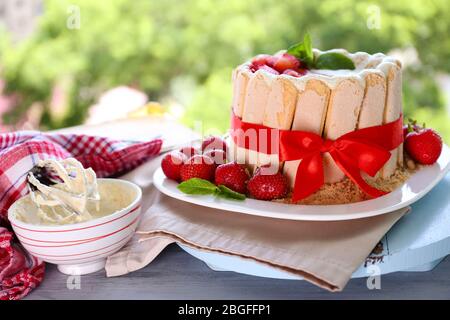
[{"left": 179, "top": 173, "right": 450, "bottom": 279}]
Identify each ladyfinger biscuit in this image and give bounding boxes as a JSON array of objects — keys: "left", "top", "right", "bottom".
[
  {"left": 237, "top": 72, "right": 272, "bottom": 171},
  {"left": 260, "top": 77, "right": 298, "bottom": 173},
  {"left": 357, "top": 72, "right": 387, "bottom": 179},
  {"left": 381, "top": 63, "right": 403, "bottom": 178},
  {"left": 323, "top": 78, "right": 364, "bottom": 183},
  {"left": 358, "top": 72, "right": 386, "bottom": 129},
  {"left": 231, "top": 68, "right": 250, "bottom": 118},
  {"left": 283, "top": 79, "right": 331, "bottom": 188}
]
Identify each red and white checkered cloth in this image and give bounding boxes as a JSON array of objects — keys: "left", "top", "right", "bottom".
[{"left": 0, "top": 131, "right": 162, "bottom": 300}]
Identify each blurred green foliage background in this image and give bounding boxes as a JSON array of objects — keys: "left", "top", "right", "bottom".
[{"left": 0, "top": 0, "right": 449, "bottom": 140}]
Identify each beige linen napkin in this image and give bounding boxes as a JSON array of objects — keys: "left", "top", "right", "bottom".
[{"left": 106, "top": 159, "right": 408, "bottom": 292}]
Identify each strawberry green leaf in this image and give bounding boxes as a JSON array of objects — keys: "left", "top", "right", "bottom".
[
  {"left": 216, "top": 185, "right": 246, "bottom": 200},
  {"left": 314, "top": 52, "right": 355, "bottom": 70},
  {"left": 177, "top": 178, "right": 218, "bottom": 195},
  {"left": 407, "top": 123, "right": 413, "bottom": 133},
  {"left": 286, "top": 33, "right": 314, "bottom": 67}
]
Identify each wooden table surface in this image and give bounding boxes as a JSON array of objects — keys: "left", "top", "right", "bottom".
[
  {"left": 29, "top": 118, "right": 448, "bottom": 300},
  {"left": 26, "top": 244, "right": 450, "bottom": 300}
]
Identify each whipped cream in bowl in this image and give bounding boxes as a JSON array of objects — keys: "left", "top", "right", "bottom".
[{"left": 8, "top": 158, "right": 143, "bottom": 275}]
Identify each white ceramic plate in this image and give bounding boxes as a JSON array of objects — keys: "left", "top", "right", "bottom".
[{"left": 153, "top": 145, "right": 450, "bottom": 221}]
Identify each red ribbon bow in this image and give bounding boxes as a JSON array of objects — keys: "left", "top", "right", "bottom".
[{"left": 231, "top": 113, "right": 403, "bottom": 202}]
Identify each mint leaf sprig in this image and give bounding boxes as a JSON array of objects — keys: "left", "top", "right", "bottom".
[
  {"left": 315, "top": 52, "right": 355, "bottom": 70},
  {"left": 287, "top": 33, "right": 314, "bottom": 67},
  {"left": 287, "top": 33, "right": 356, "bottom": 70},
  {"left": 177, "top": 178, "right": 246, "bottom": 201}
]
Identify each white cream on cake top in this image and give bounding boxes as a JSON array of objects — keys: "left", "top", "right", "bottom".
[
  {"left": 27, "top": 158, "right": 100, "bottom": 224},
  {"left": 237, "top": 48, "right": 401, "bottom": 90}
]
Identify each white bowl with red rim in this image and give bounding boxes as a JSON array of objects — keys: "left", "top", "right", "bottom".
[{"left": 8, "top": 178, "right": 142, "bottom": 275}]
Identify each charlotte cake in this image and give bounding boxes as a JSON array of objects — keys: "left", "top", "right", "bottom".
[
  {"left": 230, "top": 48, "right": 405, "bottom": 203},
  {"left": 161, "top": 38, "right": 442, "bottom": 205}
]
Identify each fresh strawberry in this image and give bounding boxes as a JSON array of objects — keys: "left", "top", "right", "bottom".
[
  {"left": 247, "top": 170, "right": 289, "bottom": 200},
  {"left": 266, "top": 55, "right": 278, "bottom": 67},
  {"left": 272, "top": 53, "right": 300, "bottom": 73},
  {"left": 253, "top": 64, "right": 280, "bottom": 75},
  {"left": 203, "top": 149, "right": 227, "bottom": 165},
  {"left": 201, "top": 135, "right": 227, "bottom": 153},
  {"left": 249, "top": 64, "right": 258, "bottom": 73},
  {"left": 215, "top": 162, "right": 250, "bottom": 194},
  {"left": 282, "top": 68, "right": 308, "bottom": 77},
  {"left": 180, "top": 155, "right": 216, "bottom": 181},
  {"left": 250, "top": 54, "right": 278, "bottom": 69},
  {"left": 282, "top": 69, "right": 300, "bottom": 77},
  {"left": 161, "top": 151, "right": 187, "bottom": 181},
  {"left": 179, "top": 146, "right": 200, "bottom": 158},
  {"left": 251, "top": 54, "right": 273, "bottom": 67},
  {"left": 405, "top": 128, "right": 443, "bottom": 165}
]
